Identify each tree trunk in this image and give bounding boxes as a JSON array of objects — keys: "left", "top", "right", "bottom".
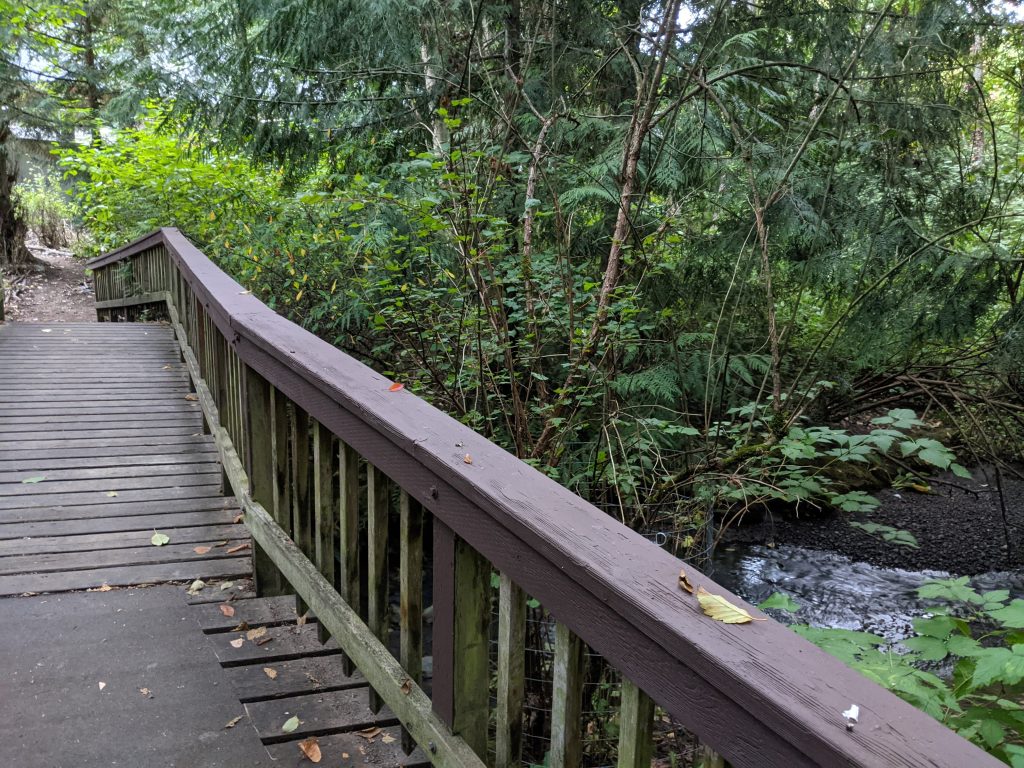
[{"left": 0, "top": 123, "right": 30, "bottom": 272}]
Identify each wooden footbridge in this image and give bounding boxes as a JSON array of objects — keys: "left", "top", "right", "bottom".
[{"left": 0, "top": 229, "right": 999, "bottom": 767}]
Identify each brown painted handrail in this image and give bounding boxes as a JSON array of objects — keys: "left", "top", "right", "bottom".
[{"left": 89, "top": 228, "right": 998, "bottom": 768}]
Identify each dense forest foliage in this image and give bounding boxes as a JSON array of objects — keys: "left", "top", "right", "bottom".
[{"left": 3, "top": 1, "right": 1024, "bottom": 761}]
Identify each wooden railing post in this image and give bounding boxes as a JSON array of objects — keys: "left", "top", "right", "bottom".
[
  {"left": 550, "top": 622, "right": 585, "bottom": 768},
  {"left": 244, "top": 364, "right": 286, "bottom": 597},
  {"left": 495, "top": 574, "right": 526, "bottom": 768},
  {"left": 432, "top": 520, "right": 490, "bottom": 759}
]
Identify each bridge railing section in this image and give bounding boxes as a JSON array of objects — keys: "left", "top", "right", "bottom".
[{"left": 88, "top": 228, "right": 997, "bottom": 768}]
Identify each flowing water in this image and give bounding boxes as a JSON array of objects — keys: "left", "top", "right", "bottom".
[{"left": 710, "top": 543, "right": 1024, "bottom": 643}]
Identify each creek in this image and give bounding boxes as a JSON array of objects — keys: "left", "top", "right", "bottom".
[{"left": 710, "top": 543, "right": 1024, "bottom": 643}]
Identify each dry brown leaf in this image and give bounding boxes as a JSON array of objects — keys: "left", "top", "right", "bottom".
[
  {"left": 224, "top": 715, "right": 243, "bottom": 729},
  {"left": 678, "top": 568, "right": 694, "bottom": 595},
  {"left": 255, "top": 636, "right": 273, "bottom": 647},
  {"left": 357, "top": 726, "right": 382, "bottom": 741},
  {"left": 263, "top": 667, "right": 278, "bottom": 680},
  {"left": 184, "top": 393, "right": 198, "bottom": 401},
  {"left": 194, "top": 546, "right": 212, "bottom": 555},
  {"left": 229, "top": 637, "right": 245, "bottom": 649},
  {"left": 139, "top": 688, "right": 151, "bottom": 697},
  {"left": 400, "top": 678, "right": 413, "bottom": 695},
  {"left": 246, "top": 626, "right": 267, "bottom": 641},
  {"left": 226, "top": 542, "right": 250, "bottom": 554},
  {"left": 232, "top": 621, "right": 250, "bottom": 632},
  {"left": 88, "top": 584, "right": 113, "bottom": 593},
  {"left": 696, "top": 586, "right": 766, "bottom": 625},
  {"left": 213, "top": 540, "right": 229, "bottom": 547},
  {"left": 219, "top": 604, "right": 235, "bottom": 618},
  {"left": 296, "top": 612, "right": 308, "bottom": 627},
  {"left": 297, "top": 737, "right": 322, "bottom": 763},
  {"left": 232, "top": 513, "right": 244, "bottom": 524},
  {"left": 380, "top": 733, "right": 396, "bottom": 744},
  {"left": 463, "top": 453, "right": 473, "bottom": 465}
]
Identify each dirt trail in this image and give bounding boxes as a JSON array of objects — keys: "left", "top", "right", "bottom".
[{"left": 3, "top": 246, "right": 95, "bottom": 322}]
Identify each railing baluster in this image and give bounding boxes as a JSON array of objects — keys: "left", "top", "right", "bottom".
[
  {"left": 290, "top": 405, "right": 312, "bottom": 617},
  {"left": 244, "top": 365, "right": 285, "bottom": 597},
  {"left": 367, "top": 464, "right": 390, "bottom": 713},
  {"left": 495, "top": 573, "right": 526, "bottom": 768},
  {"left": 617, "top": 680, "right": 654, "bottom": 768},
  {"left": 271, "top": 390, "right": 293, "bottom": 539},
  {"left": 433, "top": 521, "right": 490, "bottom": 758},
  {"left": 339, "top": 439, "right": 361, "bottom": 675},
  {"left": 550, "top": 622, "right": 585, "bottom": 768},
  {"left": 399, "top": 489, "right": 423, "bottom": 755},
  {"left": 313, "top": 420, "right": 336, "bottom": 644}
]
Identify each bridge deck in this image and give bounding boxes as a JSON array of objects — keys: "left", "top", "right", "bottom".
[{"left": 0, "top": 321, "right": 423, "bottom": 767}]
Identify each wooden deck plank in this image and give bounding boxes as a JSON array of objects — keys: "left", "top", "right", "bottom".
[
  {"left": 0, "top": 523, "right": 246, "bottom": 556},
  {"left": 0, "top": 483, "right": 224, "bottom": 510},
  {"left": 0, "top": 496, "right": 235, "bottom": 524},
  {"left": 223, "top": 654, "right": 362, "bottom": 702},
  {"left": 0, "top": 558, "right": 251, "bottom": 596},
  {"left": 0, "top": 541, "right": 249, "bottom": 576},
  {"left": 0, "top": 509, "right": 240, "bottom": 540},
  {"left": 243, "top": 688, "right": 398, "bottom": 743}
]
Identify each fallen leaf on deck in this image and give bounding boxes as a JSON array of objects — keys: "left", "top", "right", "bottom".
[
  {"left": 214, "top": 540, "right": 229, "bottom": 547},
  {"left": 139, "top": 688, "right": 151, "bottom": 697},
  {"left": 219, "top": 604, "right": 235, "bottom": 617},
  {"left": 226, "top": 543, "right": 250, "bottom": 554},
  {"left": 298, "top": 736, "right": 321, "bottom": 763},
  {"left": 678, "top": 568, "right": 694, "bottom": 594},
  {"left": 150, "top": 531, "right": 170, "bottom": 546},
  {"left": 696, "top": 587, "right": 765, "bottom": 624},
  {"left": 162, "top": 365, "right": 172, "bottom": 370},
  {"left": 98, "top": 682, "right": 106, "bottom": 690},
  {"left": 106, "top": 491, "right": 118, "bottom": 497},
  {"left": 282, "top": 715, "right": 300, "bottom": 734},
  {"left": 21, "top": 476, "right": 45, "bottom": 484},
  {"left": 296, "top": 612, "right": 308, "bottom": 627},
  {"left": 255, "top": 636, "right": 273, "bottom": 646},
  {"left": 232, "top": 621, "right": 250, "bottom": 632},
  {"left": 229, "top": 638, "right": 245, "bottom": 649},
  {"left": 388, "top": 382, "right": 404, "bottom": 391},
  {"left": 187, "top": 579, "right": 206, "bottom": 595},
  {"left": 232, "top": 513, "right": 243, "bottom": 524},
  {"left": 224, "top": 715, "right": 243, "bottom": 729},
  {"left": 220, "top": 581, "right": 234, "bottom": 590},
  {"left": 341, "top": 753, "right": 349, "bottom": 760},
  {"left": 184, "top": 393, "right": 198, "bottom": 401},
  {"left": 246, "top": 626, "right": 267, "bottom": 641},
  {"left": 357, "top": 727, "right": 382, "bottom": 741},
  {"left": 463, "top": 453, "right": 473, "bottom": 464},
  {"left": 194, "top": 546, "right": 212, "bottom": 555},
  {"left": 400, "top": 679, "right": 413, "bottom": 695},
  {"left": 263, "top": 667, "right": 278, "bottom": 680},
  {"left": 381, "top": 733, "right": 396, "bottom": 744},
  {"left": 88, "top": 584, "right": 113, "bottom": 592}
]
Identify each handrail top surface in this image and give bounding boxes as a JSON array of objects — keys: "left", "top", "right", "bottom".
[{"left": 89, "top": 228, "right": 999, "bottom": 768}]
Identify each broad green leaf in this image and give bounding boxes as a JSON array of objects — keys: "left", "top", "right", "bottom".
[
  {"left": 282, "top": 715, "right": 300, "bottom": 733},
  {"left": 903, "top": 635, "right": 948, "bottom": 661},
  {"left": 21, "top": 476, "right": 45, "bottom": 484},
  {"left": 988, "top": 600, "right": 1024, "bottom": 629},
  {"left": 757, "top": 593, "right": 801, "bottom": 613},
  {"left": 151, "top": 531, "right": 170, "bottom": 546}
]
